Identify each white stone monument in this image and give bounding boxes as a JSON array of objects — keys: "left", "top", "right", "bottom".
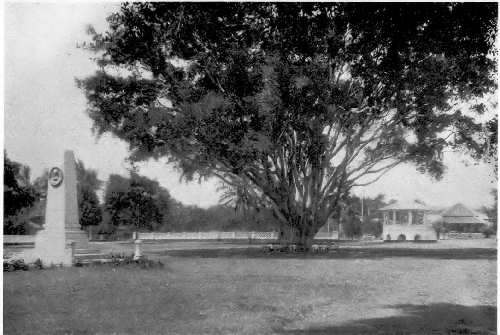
[{"left": 29, "top": 150, "right": 87, "bottom": 266}]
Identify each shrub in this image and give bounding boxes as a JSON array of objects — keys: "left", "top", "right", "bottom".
[
  {"left": 3, "top": 259, "right": 29, "bottom": 272},
  {"left": 33, "top": 258, "right": 43, "bottom": 270},
  {"left": 482, "top": 227, "right": 495, "bottom": 238},
  {"left": 76, "top": 253, "right": 164, "bottom": 269}
]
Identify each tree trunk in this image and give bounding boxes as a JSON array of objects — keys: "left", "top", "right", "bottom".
[
  {"left": 277, "top": 221, "right": 320, "bottom": 251},
  {"left": 298, "top": 224, "right": 316, "bottom": 250}
]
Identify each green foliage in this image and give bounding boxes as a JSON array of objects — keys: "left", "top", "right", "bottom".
[
  {"left": 79, "top": 190, "right": 102, "bottom": 227},
  {"left": 78, "top": 3, "right": 497, "bottom": 246},
  {"left": 360, "top": 194, "right": 390, "bottom": 237},
  {"left": 76, "top": 160, "right": 103, "bottom": 228},
  {"left": 32, "top": 170, "right": 48, "bottom": 198},
  {"left": 33, "top": 258, "right": 44, "bottom": 270},
  {"left": 339, "top": 195, "right": 363, "bottom": 239},
  {"left": 4, "top": 152, "right": 36, "bottom": 217},
  {"left": 341, "top": 208, "right": 362, "bottom": 239},
  {"left": 103, "top": 173, "right": 171, "bottom": 231},
  {"left": 75, "top": 254, "right": 164, "bottom": 269},
  {"left": 335, "top": 193, "right": 389, "bottom": 238},
  {"left": 482, "top": 226, "right": 495, "bottom": 238},
  {"left": 3, "top": 208, "right": 34, "bottom": 235},
  {"left": 3, "top": 259, "right": 29, "bottom": 272},
  {"left": 4, "top": 152, "right": 37, "bottom": 234},
  {"left": 432, "top": 220, "right": 445, "bottom": 239},
  {"left": 481, "top": 188, "right": 497, "bottom": 233},
  {"left": 166, "top": 200, "right": 279, "bottom": 232}
]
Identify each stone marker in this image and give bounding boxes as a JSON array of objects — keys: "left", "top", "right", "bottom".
[{"left": 29, "top": 150, "right": 87, "bottom": 266}]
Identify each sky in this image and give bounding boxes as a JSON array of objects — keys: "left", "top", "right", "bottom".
[{"left": 3, "top": 3, "right": 497, "bottom": 210}]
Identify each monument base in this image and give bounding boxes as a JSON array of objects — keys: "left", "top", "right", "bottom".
[
  {"left": 28, "top": 227, "right": 74, "bottom": 266},
  {"left": 23, "top": 241, "right": 74, "bottom": 266}
]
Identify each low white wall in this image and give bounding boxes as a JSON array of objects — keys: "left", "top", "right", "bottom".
[
  {"left": 137, "top": 231, "right": 339, "bottom": 241},
  {"left": 442, "top": 232, "right": 485, "bottom": 240},
  {"left": 315, "top": 232, "right": 339, "bottom": 240},
  {"left": 383, "top": 224, "right": 437, "bottom": 241},
  {"left": 138, "top": 231, "right": 279, "bottom": 240},
  {"left": 3, "top": 230, "right": 339, "bottom": 247},
  {"left": 4, "top": 235, "right": 35, "bottom": 244}
]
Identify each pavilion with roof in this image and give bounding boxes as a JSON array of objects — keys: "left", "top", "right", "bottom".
[
  {"left": 378, "top": 200, "right": 437, "bottom": 241},
  {"left": 440, "top": 203, "right": 488, "bottom": 231}
]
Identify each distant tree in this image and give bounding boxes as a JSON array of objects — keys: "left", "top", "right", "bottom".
[
  {"left": 104, "top": 173, "right": 171, "bottom": 231},
  {"left": 329, "top": 193, "right": 390, "bottom": 238},
  {"left": 432, "top": 219, "right": 445, "bottom": 240},
  {"left": 79, "top": 3, "right": 497, "bottom": 248},
  {"left": 76, "top": 160, "right": 103, "bottom": 228},
  {"left": 4, "top": 152, "right": 36, "bottom": 217},
  {"left": 4, "top": 152, "right": 37, "bottom": 234},
  {"left": 340, "top": 203, "right": 362, "bottom": 239},
  {"left": 338, "top": 193, "right": 387, "bottom": 239},
  {"left": 32, "top": 170, "right": 48, "bottom": 199},
  {"left": 481, "top": 188, "right": 497, "bottom": 233},
  {"left": 361, "top": 194, "right": 390, "bottom": 237},
  {"left": 165, "top": 200, "right": 279, "bottom": 232}
]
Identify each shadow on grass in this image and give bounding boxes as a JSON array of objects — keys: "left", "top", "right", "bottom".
[
  {"left": 276, "top": 303, "right": 496, "bottom": 335},
  {"left": 155, "top": 247, "right": 496, "bottom": 260}
]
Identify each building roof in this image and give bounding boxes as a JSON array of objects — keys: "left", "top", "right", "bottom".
[
  {"left": 440, "top": 203, "right": 488, "bottom": 225},
  {"left": 378, "top": 200, "right": 429, "bottom": 211},
  {"left": 442, "top": 216, "right": 485, "bottom": 225},
  {"left": 440, "top": 203, "right": 476, "bottom": 217}
]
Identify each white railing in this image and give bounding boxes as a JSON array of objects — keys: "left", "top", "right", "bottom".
[
  {"left": 4, "top": 235, "right": 35, "bottom": 244},
  {"left": 443, "top": 232, "right": 485, "bottom": 240},
  {"left": 4, "top": 231, "right": 340, "bottom": 244},
  {"left": 137, "top": 231, "right": 339, "bottom": 241},
  {"left": 137, "top": 231, "right": 279, "bottom": 240},
  {"left": 315, "top": 232, "right": 339, "bottom": 240}
]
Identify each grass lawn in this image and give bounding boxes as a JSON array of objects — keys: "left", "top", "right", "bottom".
[{"left": 4, "top": 248, "right": 497, "bottom": 334}]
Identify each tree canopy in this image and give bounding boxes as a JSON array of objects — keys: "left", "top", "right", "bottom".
[
  {"left": 103, "top": 172, "right": 171, "bottom": 231},
  {"left": 78, "top": 3, "right": 497, "bottom": 247}
]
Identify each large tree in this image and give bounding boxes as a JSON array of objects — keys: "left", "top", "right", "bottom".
[{"left": 78, "top": 3, "right": 497, "bottom": 248}]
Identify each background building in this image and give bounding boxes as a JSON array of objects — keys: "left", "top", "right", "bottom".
[{"left": 379, "top": 200, "right": 437, "bottom": 241}]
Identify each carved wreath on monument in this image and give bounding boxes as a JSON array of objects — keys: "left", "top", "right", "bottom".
[{"left": 49, "top": 167, "right": 63, "bottom": 187}]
